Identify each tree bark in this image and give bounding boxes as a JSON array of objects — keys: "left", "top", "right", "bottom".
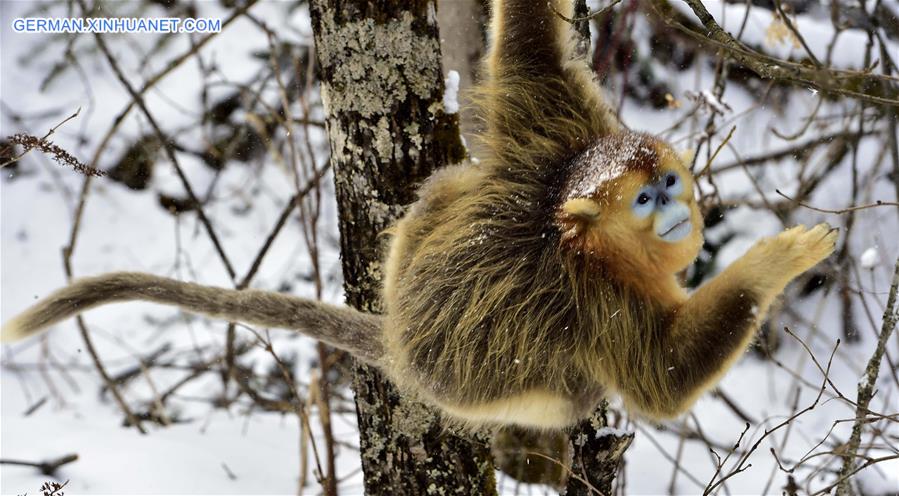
[
  {"left": 308, "top": 1, "right": 496, "bottom": 494},
  {"left": 564, "top": 403, "right": 633, "bottom": 495}
]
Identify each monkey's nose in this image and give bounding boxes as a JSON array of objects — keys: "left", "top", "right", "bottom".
[{"left": 657, "top": 192, "right": 670, "bottom": 206}]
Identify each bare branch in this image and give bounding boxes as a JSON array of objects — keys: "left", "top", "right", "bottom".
[
  {"left": 0, "top": 454, "right": 78, "bottom": 476},
  {"left": 835, "top": 259, "right": 899, "bottom": 495},
  {"left": 663, "top": 0, "right": 899, "bottom": 107}
]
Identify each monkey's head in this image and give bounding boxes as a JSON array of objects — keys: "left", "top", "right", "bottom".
[{"left": 556, "top": 133, "right": 704, "bottom": 276}]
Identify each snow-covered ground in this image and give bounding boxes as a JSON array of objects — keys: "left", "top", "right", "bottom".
[{"left": 2, "top": 1, "right": 898, "bottom": 494}]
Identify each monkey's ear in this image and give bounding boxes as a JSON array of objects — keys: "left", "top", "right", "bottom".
[
  {"left": 678, "top": 148, "right": 695, "bottom": 165},
  {"left": 557, "top": 198, "right": 600, "bottom": 246},
  {"left": 562, "top": 198, "right": 600, "bottom": 219}
]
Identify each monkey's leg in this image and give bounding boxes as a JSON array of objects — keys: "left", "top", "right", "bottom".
[{"left": 625, "top": 224, "right": 837, "bottom": 418}]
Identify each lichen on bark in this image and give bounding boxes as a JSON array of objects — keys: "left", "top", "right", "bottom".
[{"left": 316, "top": 9, "right": 443, "bottom": 118}]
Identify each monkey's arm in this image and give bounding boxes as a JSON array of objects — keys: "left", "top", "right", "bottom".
[
  {"left": 619, "top": 224, "right": 837, "bottom": 418},
  {"left": 481, "top": 0, "right": 618, "bottom": 167},
  {"left": 1, "top": 272, "right": 384, "bottom": 365}
]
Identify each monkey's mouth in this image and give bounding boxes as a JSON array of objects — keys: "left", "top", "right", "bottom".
[{"left": 658, "top": 218, "right": 691, "bottom": 242}]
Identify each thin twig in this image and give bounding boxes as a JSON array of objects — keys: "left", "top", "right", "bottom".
[
  {"left": 703, "top": 422, "right": 752, "bottom": 495},
  {"left": 772, "top": 0, "right": 821, "bottom": 67},
  {"left": 5, "top": 133, "right": 103, "bottom": 177},
  {"left": 549, "top": 0, "right": 622, "bottom": 23},
  {"left": 700, "top": 125, "right": 736, "bottom": 177},
  {"left": 221, "top": 462, "right": 238, "bottom": 480},
  {"left": 713, "top": 388, "right": 758, "bottom": 424},
  {"left": 713, "top": 130, "right": 873, "bottom": 173},
  {"left": 245, "top": 328, "right": 327, "bottom": 488},
  {"left": 775, "top": 189, "right": 899, "bottom": 214},
  {"left": 238, "top": 164, "right": 331, "bottom": 289},
  {"left": 0, "top": 107, "right": 81, "bottom": 169},
  {"left": 73, "top": 315, "right": 148, "bottom": 433}
]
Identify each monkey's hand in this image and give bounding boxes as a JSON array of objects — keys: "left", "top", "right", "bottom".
[{"left": 743, "top": 223, "right": 837, "bottom": 291}]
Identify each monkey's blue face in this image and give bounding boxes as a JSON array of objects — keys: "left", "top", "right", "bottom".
[{"left": 631, "top": 172, "right": 692, "bottom": 243}]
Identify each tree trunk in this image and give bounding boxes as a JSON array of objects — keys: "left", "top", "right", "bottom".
[
  {"left": 564, "top": 403, "right": 633, "bottom": 495},
  {"left": 308, "top": 1, "right": 496, "bottom": 494}
]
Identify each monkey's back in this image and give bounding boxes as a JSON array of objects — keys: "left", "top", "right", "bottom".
[{"left": 382, "top": 163, "right": 617, "bottom": 427}]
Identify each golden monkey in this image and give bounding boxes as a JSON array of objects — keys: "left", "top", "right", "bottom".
[{"left": 1, "top": 0, "right": 836, "bottom": 429}]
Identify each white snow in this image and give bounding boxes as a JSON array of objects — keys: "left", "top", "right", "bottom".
[
  {"left": 699, "top": 90, "right": 731, "bottom": 115},
  {"left": 1, "top": 1, "right": 898, "bottom": 496},
  {"left": 443, "top": 70, "right": 460, "bottom": 114},
  {"left": 594, "top": 426, "right": 631, "bottom": 439},
  {"left": 860, "top": 247, "right": 881, "bottom": 269}
]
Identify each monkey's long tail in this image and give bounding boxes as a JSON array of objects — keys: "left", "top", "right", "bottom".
[{"left": 1, "top": 272, "right": 384, "bottom": 365}]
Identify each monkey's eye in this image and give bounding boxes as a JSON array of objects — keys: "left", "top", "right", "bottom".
[
  {"left": 665, "top": 174, "right": 677, "bottom": 188},
  {"left": 632, "top": 189, "right": 655, "bottom": 218},
  {"left": 663, "top": 173, "right": 684, "bottom": 196}
]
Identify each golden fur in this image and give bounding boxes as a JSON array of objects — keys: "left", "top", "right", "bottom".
[
  {"left": 1, "top": 0, "right": 836, "bottom": 429},
  {"left": 382, "top": 0, "right": 834, "bottom": 425}
]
